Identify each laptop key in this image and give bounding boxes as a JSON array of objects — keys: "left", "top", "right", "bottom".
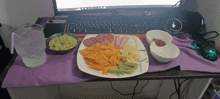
[
  {"left": 87, "top": 27, "right": 97, "bottom": 33},
  {"left": 109, "top": 29, "right": 112, "bottom": 33},
  {"left": 115, "top": 29, "right": 118, "bottom": 33},
  {"left": 68, "top": 28, "right": 73, "bottom": 33},
  {"left": 84, "top": 29, "right": 87, "bottom": 33},
  {"left": 122, "top": 28, "right": 128, "bottom": 33},
  {"left": 80, "top": 29, "right": 85, "bottom": 33},
  {"left": 117, "top": 28, "right": 122, "bottom": 33},
  {"left": 96, "top": 25, "right": 101, "bottom": 29},
  {"left": 85, "top": 28, "right": 92, "bottom": 33},
  {"left": 128, "top": 28, "right": 137, "bottom": 33},
  {"left": 102, "top": 28, "right": 108, "bottom": 33},
  {"left": 75, "top": 29, "right": 79, "bottom": 33},
  {"left": 78, "top": 29, "right": 82, "bottom": 33},
  {"left": 111, "top": 29, "right": 117, "bottom": 33}
]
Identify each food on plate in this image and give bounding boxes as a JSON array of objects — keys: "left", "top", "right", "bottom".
[
  {"left": 119, "top": 36, "right": 129, "bottom": 48},
  {"left": 103, "top": 34, "right": 107, "bottom": 40},
  {"left": 133, "top": 36, "right": 138, "bottom": 48},
  {"left": 83, "top": 37, "right": 97, "bottom": 47},
  {"left": 84, "top": 33, "right": 115, "bottom": 47},
  {"left": 115, "top": 36, "right": 122, "bottom": 46},
  {"left": 109, "top": 62, "right": 138, "bottom": 74},
  {"left": 121, "top": 43, "right": 139, "bottom": 52},
  {"left": 84, "top": 34, "right": 130, "bottom": 48},
  {"left": 96, "top": 34, "right": 105, "bottom": 43},
  {"left": 90, "top": 37, "right": 98, "bottom": 44},
  {"left": 101, "top": 39, "right": 111, "bottom": 46},
  {"left": 123, "top": 62, "right": 138, "bottom": 74},
  {"left": 83, "top": 39, "right": 91, "bottom": 47},
  {"left": 80, "top": 34, "right": 142, "bottom": 75},
  {"left": 112, "top": 36, "right": 117, "bottom": 46},
  {"left": 105, "top": 33, "right": 115, "bottom": 43},
  {"left": 124, "top": 62, "right": 138, "bottom": 67},
  {"left": 117, "top": 61, "right": 124, "bottom": 69},
  {"left": 120, "top": 43, "right": 141, "bottom": 65},
  {"left": 123, "top": 63, "right": 133, "bottom": 70},
  {"left": 79, "top": 43, "right": 122, "bottom": 75},
  {"left": 152, "top": 38, "right": 166, "bottom": 47},
  {"left": 111, "top": 35, "right": 129, "bottom": 48},
  {"left": 120, "top": 56, "right": 127, "bottom": 62},
  {"left": 49, "top": 34, "right": 78, "bottom": 50},
  {"left": 125, "top": 66, "right": 138, "bottom": 74},
  {"left": 109, "top": 66, "right": 125, "bottom": 74}
]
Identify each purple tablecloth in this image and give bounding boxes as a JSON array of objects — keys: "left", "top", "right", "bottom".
[{"left": 2, "top": 36, "right": 220, "bottom": 88}]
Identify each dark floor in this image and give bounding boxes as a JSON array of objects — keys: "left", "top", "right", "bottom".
[
  {"left": 1, "top": 84, "right": 11, "bottom": 99},
  {"left": 202, "top": 90, "right": 212, "bottom": 99},
  {"left": 0, "top": 86, "right": 213, "bottom": 99}
]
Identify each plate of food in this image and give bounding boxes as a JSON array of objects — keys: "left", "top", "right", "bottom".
[{"left": 77, "top": 33, "right": 149, "bottom": 78}]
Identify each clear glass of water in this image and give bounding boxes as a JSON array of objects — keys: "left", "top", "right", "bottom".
[{"left": 13, "top": 23, "right": 46, "bottom": 68}]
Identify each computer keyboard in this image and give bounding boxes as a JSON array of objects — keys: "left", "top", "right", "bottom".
[{"left": 67, "top": 15, "right": 167, "bottom": 34}]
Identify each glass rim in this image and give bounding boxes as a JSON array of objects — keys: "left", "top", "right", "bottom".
[{"left": 10, "top": 23, "right": 43, "bottom": 38}]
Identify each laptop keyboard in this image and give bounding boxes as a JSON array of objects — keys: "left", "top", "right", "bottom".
[{"left": 67, "top": 15, "right": 166, "bottom": 34}]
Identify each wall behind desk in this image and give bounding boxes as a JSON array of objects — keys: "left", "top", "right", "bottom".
[
  {"left": 0, "top": 0, "right": 54, "bottom": 50},
  {"left": 0, "top": 0, "right": 54, "bottom": 27},
  {"left": 197, "top": 0, "right": 220, "bottom": 50}
]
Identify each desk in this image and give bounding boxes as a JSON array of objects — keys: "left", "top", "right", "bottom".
[
  {"left": 2, "top": 53, "right": 220, "bottom": 82},
  {"left": 1, "top": 53, "right": 220, "bottom": 99},
  {"left": 1, "top": 17, "right": 220, "bottom": 99}
]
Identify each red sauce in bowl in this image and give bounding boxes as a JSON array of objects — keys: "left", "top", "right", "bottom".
[{"left": 152, "top": 38, "right": 166, "bottom": 47}]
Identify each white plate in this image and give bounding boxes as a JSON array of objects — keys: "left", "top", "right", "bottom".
[{"left": 77, "top": 34, "right": 149, "bottom": 78}]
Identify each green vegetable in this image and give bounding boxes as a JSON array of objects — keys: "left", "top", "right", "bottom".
[
  {"left": 117, "top": 62, "right": 123, "bottom": 65},
  {"left": 109, "top": 66, "right": 125, "bottom": 74},
  {"left": 125, "top": 65, "right": 138, "bottom": 74},
  {"left": 117, "top": 62, "right": 124, "bottom": 70},
  {"left": 124, "top": 62, "right": 138, "bottom": 67},
  {"left": 109, "top": 62, "right": 138, "bottom": 75}
]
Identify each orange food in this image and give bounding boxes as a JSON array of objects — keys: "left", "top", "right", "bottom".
[{"left": 79, "top": 43, "right": 122, "bottom": 75}]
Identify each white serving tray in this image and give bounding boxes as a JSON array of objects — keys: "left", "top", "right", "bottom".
[{"left": 77, "top": 34, "right": 149, "bottom": 78}]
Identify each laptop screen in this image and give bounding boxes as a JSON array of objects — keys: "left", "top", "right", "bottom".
[
  {"left": 56, "top": 0, "right": 180, "bottom": 11},
  {"left": 53, "top": 0, "right": 182, "bottom": 15}
]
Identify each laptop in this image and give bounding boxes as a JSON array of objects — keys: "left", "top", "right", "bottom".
[{"left": 44, "top": 0, "right": 185, "bottom": 38}]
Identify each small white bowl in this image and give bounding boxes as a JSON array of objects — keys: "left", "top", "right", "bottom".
[
  {"left": 150, "top": 42, "right": 180, "bottom": 63},
  {"left": 146, "top": 30, "right": 172, "bottom": 45}
]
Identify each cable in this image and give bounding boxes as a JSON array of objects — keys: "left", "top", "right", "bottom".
[
  {"left": 169, "top": 79, "right": 189, "bottom": 99},
  {"left": 205, "top": 31, "right": 219, "bottom": 40},
  {"left": 134, "top": 80, "right": 150, "bottom": 94},
  {"left": 132, "top": 80, "right": 139, "bottom": 99},
  {"left": 110, "top": 80, "right": 150, "bottom": 96},
  {"left": 180, "top": 79, "right": 193, "bottom": 98},
  {"left": 178, "top": 79, "right": 181, "bottom": 99},
  {"left": 110, "top": 81, "right": 133, "bottom": 95}
]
